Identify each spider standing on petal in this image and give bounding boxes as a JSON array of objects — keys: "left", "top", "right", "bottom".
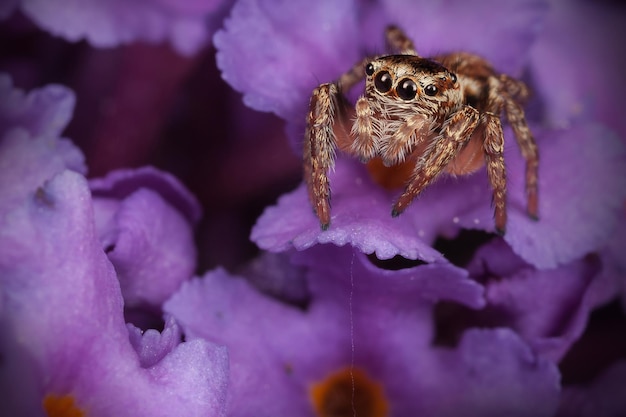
[{"left": 304, "top": 25, "right": 539, "bottom": 235}]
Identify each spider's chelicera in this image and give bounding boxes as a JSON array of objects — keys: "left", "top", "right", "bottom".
[{"left": 304, "top": 26, "right": 538, "bottom": 235}]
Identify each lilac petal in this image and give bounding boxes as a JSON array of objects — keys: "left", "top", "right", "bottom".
[
  {"left": 433, "top": 328, "right": 560, "bottom": 417},
  {"left": 0, "top": 76, "right": 85, "bottom": 209},
  {"left": 215, "top": 0, "right": 361, "bottom": 120},
  {"left": 240, "top": 251, "right": 309, "bottom": 304},
  {"left": 294, "top": 245, "right": 485, "bottom": 309},
  {"left": 251, "top": 155, "right": 491, "bottom": 261},
  {"left": 0, "top": 74, "right": 77, "bottom": 139},
  {"left": 600, "top": 216, "right": 626, "bottom": 307},
  {"left": 0, "top": 171, "right": 228, "bottom": 416},
  {"left": 0, "top": 129, "right": 85, "bottom": 213},
  {"left": 557, "top": 360, "right": 626, "bottom": 417},
  {"left": 89, "top": 166, "right": 202, "bottom": 224},
  {"left": 504, "top": 123, "right": 626, "bottom": 267},
  {"left": 468, "top": 238, "right": 603, "bottom": 362},
  {"left": 19, "top": 0, "right": 225, "bottom": 55},
  {"left": 458, "top": 123, "right": 626, "bottom": 269},
  {"left": 99, "top": 187, "right": 197, "bottom": 308},
  {"left": 529, "top": 1, "right": 626, "bottom": 137},
  {"left": 166, "top": 253, "right": 559, "bottom": 416},
  {"left": 127, "top": 316, "right": 182, "bottom": 368},
  {"left": 383, "top": 0, "right": 547, "bottom": 76},
  {"left": 166, "top": 268, "right": 316, "bottom": 415}
]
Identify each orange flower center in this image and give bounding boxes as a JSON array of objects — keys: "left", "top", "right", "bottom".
[
  {"left": 43, "top": 395, "right": 85, "bottom": 417},
  {"left": 366, "top": 158, "right": 414, "bottom": 190},
  {"left": 310, "top": 367, "right": 389, "bottom": 417}
]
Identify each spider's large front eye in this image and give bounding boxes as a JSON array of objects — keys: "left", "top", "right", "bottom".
[
  {"left": 365, "top": 63, "right": 375, "bottom": 76},
  {"left": 424, "top": 84, "right": 438, "bottom": 96},
  {"left": 397, "top": 78, "right": 417, "bottom": 100},
  {"left": 374, "top": 71, "right": 393, "bottom": 93}
]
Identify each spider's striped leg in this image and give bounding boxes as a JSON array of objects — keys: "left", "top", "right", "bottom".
[
  {"left": 482, "top": 112, "right": 507, "bottom": 235},
  {"left": 502, "top": 89, "right": 539, "bottom": 220},
  {"left": 304, "top": 83, "right": 342, "bottom": 230},
  {"left": 392, "top": 106, "right": 479, "bottom": 217},
  {"left": 385, "top": 25, "right": 418, "bottom": 55}
]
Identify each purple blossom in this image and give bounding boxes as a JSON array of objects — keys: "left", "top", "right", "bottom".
[
  {"left": 1, "top": 0, "right": 625, "bottom": 414},
  {"left": 165, "top": 245, "right": 561, "bottom": 416},
  {"left": 89, "top": 167, "right": 202, "bottom": 311},
  {"left": 5, "top": 0, "right": 233, "bottom": 55},
  {"left": 0, "top": 75, "right": 228, "bottom": 416}
]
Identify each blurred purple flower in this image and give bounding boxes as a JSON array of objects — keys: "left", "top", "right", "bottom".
[
  {"left": 5, "top": 0, "right": 233, "bottom": 55},
  {"left": 166, "top": 245, "right": 561, "bottom": 416},
  {"left": 89, "top": 166, "right": 202, "bottom": 311},
  {"left": 0, "top": 75, "right": 228, "bottom": 416}
]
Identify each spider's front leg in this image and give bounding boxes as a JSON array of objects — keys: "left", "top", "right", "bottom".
[
  {"left": 392, "top": 106, "right": 480, "bottom": 217},
  {"left": 304, "top": 82, "right": 342, "bottom": 230},
  {"left": 305, "top": 57, "right": 373, "bottom": 230},
  {"left": 482, "top": 112, "right": 507, "bottom": 234}
]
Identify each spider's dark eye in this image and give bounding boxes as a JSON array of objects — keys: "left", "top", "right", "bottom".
[
  {"left": 397, "top": 78, "right": 417, "bottom": 100},
  {"left": 450, "top": 73, "right": 457, "bottom": 83},
  {"left": 424, "top": 84, "right": 438, "bottom": 96},
  {"left": 374, "top": 71, "right": 393, "bottom": 93},
  {"left": 365, "top": 63, "right": 375, "bottom": 76}
]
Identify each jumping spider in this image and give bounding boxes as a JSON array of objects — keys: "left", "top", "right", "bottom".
[{"left": 304, "top": 25, "right": 538, "bottom": 235}]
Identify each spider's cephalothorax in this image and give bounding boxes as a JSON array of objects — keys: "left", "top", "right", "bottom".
[{"left": 304, "top": 26, "right": 538, "bottom": 235}]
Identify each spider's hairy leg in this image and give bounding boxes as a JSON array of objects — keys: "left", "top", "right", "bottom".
[
  {"left": 502, "top": 90, "right": 539, "bottom": 220},
  {"left": 500, "top": 74, "right": 530, "bottom": 103},
  {"left": 304, "top": 82, "right": 343, "bottom": 230},
  {"left": 338, "top": 56, "right": 372, "bottom": 91},
  {"left": 392, "top": 106, "right": 480, "bottom": 217},
  {"left": 385, "top": 25, "right": 417, "bottom": 55},
  {"left": 482, "top": 112, "right": 507, "bottom": 235}
]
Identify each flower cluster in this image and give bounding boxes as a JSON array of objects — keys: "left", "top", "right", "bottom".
[{"left": 1, "top": 0, "right": 626, "bottom": 416}]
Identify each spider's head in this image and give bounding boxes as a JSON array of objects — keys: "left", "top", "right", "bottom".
[{"left": 364, "top": 55, "right": 461, "bottom": 116}]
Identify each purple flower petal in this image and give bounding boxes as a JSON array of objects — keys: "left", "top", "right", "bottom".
[
  {"left": 19, "top": 0, "right": 228, "bottom": 55},
  {"left": 436, "top": 328, "right": 560, "bottom": 417},
  {"left": 0, "top": 75, "right": 85, "bottom": 212},
  {"left": 293, "top": 244, "right": 485, "bottom": 309},
  {"left": 127, "top": 316, "right": 182, "bottom": 368},
  {"left": 0, "top": 170, "right": 228, "bottom": 416},
  {"left": 165, "top": 249, "right": 560, "bottom": 416},
  {"left": 89, "top": 166, "right": 202, "bottom": 224},
  {"left": 557, "top": 360, "right": 626, "bottom": 417},
  {"left": 251, "top": 155, "right": 490, "bottom": 262},
  {"left": 466, "top": 238, "right": 606, "bottom": 362},
  {"left": 0, "top": 74, "right": 77, "bottom": 139},
  {"left": 529, "top": 0, "right": 626, "bottom": 137},
  {"left": 382, "top": 0, "right": 547, "bottom": 75},
  {"left": 495, "top": 123, "right": 626, "bottom": 269},
  {"left": 215, "top": 0, "right": 361, "bottom": 120},
  {"left": 94, "top": 186, "right": 197, "bottom": 308}
]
